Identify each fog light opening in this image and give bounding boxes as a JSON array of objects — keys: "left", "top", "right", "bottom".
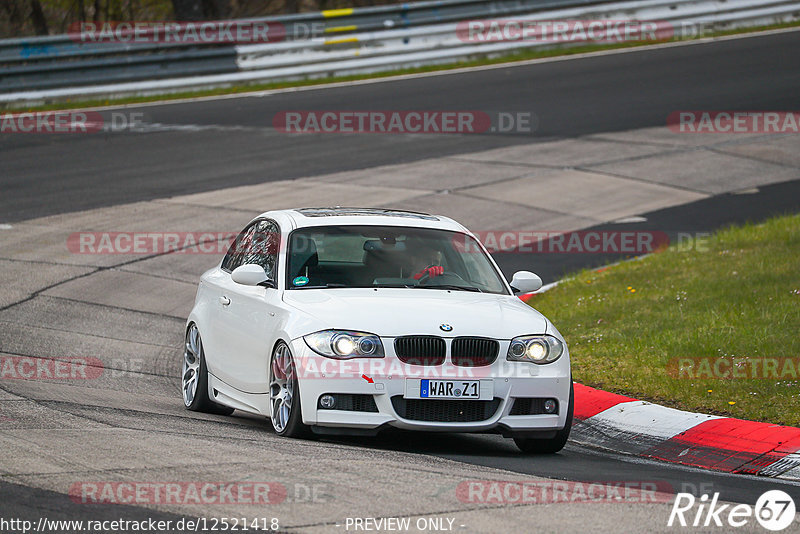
[
  {"left": 544, "top": 399, "right": 557, "bottom": 414},
  {"left": 320, "top": 394, "right": 336, "bottom": 409}
]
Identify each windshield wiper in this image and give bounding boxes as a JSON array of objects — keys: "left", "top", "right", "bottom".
[
  {"left": 292, "top": 283, "right": 347, "bottom": 289},
  {"left": 414, "top": 285, "right": 482, "bottom": 292},
  {"left": 293, "top": 283, "right": 482, "bottom": 292}
]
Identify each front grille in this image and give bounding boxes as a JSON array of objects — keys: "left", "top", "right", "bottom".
[
  {"left": 391, "top": 396, "right": 501, "bottom": 422},
  {"left": 318, "top": 394, "right": 378, "bottom": 412},
  {"left": 394, "top": 336, "right": 446, "bottom": 366},
  {"left": 451, "top": 337, "right": 499, "bottom": 366},
  {"left": 509, "top": 398, "right": 558, "bottom": 415}
]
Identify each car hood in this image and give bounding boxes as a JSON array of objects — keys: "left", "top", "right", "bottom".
[{"left": 282, "top": 288, "right": 547, "bottom": 339}]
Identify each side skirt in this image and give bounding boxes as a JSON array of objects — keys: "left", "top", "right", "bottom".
[{"left": 208, "top": 372, "right": 269, "bottom": 416}]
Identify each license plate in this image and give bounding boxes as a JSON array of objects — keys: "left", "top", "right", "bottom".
[{"left": 420, "top": 379, "right": 480, "bottom": 399}]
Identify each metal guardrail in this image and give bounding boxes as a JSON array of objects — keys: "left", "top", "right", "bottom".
[
  {"left": 236, "top": 0, "right": 797, "bottom": 70},
  {"left": 0, "top": 0, "right": 616, "bottom": 94},
  {"left": 0, "top": 0, "right": 797, "bottom": 103}
]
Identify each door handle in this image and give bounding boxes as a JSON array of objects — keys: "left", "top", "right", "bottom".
[{"left": 219, "top": 296, "right": 231, "bottom": 306}]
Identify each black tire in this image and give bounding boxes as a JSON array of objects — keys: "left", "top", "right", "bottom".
[
  {"left": 269, "top": 341, "right": 311, "bottom": 438},
  {"left": 182, "top": 324, "right": 235, "bottom": 416},
  {"left": 514, "top": 381, "right": 574, "bottom": 454}
]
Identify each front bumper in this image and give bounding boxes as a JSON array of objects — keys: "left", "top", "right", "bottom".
[{"left": 289, "top": 337, "right": 571, "bottom": 436}]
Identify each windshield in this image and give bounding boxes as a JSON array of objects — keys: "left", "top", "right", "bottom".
[{"left": 286, "top": 225, "right": 509, "bottom": 294}]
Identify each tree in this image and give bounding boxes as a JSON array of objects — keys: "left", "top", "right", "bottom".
[
  {"left": 31, "top": 0, "right": 49, "bottom": 35},
  {"left": 170, "top": 0, "right": 230, "bottom": 20}
]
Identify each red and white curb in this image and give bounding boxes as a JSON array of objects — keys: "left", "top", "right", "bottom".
[{"left": 571, "top": 383, "right": 800, "bottom": 480}]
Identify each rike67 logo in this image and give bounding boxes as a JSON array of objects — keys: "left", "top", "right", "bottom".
[{"left": 669, "top": 490, "right": 796, "bottom": 531}]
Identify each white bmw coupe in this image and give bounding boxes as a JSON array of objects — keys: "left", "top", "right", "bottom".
[{"left": 183, "top": 208, "right": 573, "bottom": 453}]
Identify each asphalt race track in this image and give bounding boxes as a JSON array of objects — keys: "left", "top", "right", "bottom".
[
  {"left": 494, "top": 178, "right": 800, "bottom": 282},
  {"left": 1, "top": 28, "right": 800, "bottom": 532},
  {"left": 2, "top": 29, "right": 800, "bottom": 222}
]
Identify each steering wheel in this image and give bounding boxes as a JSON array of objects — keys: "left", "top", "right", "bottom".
[{"left": 416, "top": 268, "right": 466, "bottom": 285}]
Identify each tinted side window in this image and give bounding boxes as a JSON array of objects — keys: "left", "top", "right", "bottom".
[
  {"left": 242, "top": 219, "right": 280, "bottom": 280},
  {"left": 221, "top": 222, "right": 258, "bottom": 272}
]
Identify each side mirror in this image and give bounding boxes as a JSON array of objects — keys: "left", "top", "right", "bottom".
[
  {"left": 231, "top": 264, "right": 274, "bottom": 287},
  {"left": 510, "top": 271, "right": 542, "bottom": 294}
]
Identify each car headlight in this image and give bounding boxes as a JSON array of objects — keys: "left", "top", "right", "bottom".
[
  {"left": 303, "top": 330, "right": 385, "bottom": 359},
  {"left": 507, "top": 335, "right": 563, "bottom": 364}
]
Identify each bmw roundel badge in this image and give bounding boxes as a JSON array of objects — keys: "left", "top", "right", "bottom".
[{"left": 439, "top": 324, "right": 453, "bottom": 332}]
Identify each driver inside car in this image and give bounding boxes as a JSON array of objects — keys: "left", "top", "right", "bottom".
[{"left": 408, "top": 243, "right": 445, "bottom": 281}]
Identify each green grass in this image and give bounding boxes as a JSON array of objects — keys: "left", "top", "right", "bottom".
[
  {"left": 527, "top": 214, "right": 800, "bottom": 426},
  {"left": 5, "top": 20, "right": 800, "bottom": 112}
]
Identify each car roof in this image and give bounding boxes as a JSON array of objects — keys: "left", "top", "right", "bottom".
[{"left": 256, "top": 207, "right": 470, "bottom": 233}]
